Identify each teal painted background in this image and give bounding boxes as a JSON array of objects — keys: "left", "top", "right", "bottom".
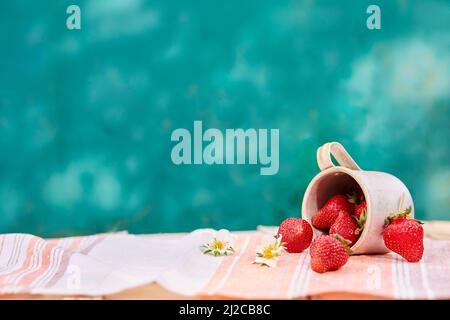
[{"left": 0, "top": 0, "right": 449, "bottom": 237}]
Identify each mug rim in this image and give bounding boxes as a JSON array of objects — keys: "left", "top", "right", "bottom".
[{"left": 301, "top": 166, "right": 371, "bottom": 252}]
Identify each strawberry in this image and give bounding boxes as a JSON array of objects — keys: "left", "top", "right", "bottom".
[
  {"left": 310, "top": 234, "right": 352, "bottom": 273},
  {"left": 277, "top": 218, "right": 313, "bottom": 253},
  {"left": 383, "top": 206, "right": 424, "bottom": 262},
  {"left": 312, "top": 195, "right": 355, "bottom": 229},
  {"left": 329, "top": 211, "right": 360, "bottom": 246}
]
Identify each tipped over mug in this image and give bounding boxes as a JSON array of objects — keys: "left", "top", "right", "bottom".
[{"left": 301, "top": 142, "right": 414, "bottom": 254}]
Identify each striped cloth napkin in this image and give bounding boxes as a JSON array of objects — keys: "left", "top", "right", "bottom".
[
  {"left": 193, "top": 233, "right": 450, "bottom": 299},
  {"left": 0, "top": 231, "right": 449, "bottom": 299},
  {"left": 0, "top": 232, "right": 207, "bottom": 296}
]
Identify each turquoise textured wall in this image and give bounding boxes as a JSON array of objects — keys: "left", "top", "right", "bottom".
[{"left": 0, "top": 0, "right": 449, "bottom": 236}]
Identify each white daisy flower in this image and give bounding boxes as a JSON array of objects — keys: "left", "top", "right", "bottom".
[
  {"left": 200, "top": 229, "right": 235, "bottom": 256},
  {"left": 254, "top": 234, "right": 286, "bottom": 267}
]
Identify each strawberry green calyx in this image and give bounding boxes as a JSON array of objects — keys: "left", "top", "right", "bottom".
[
  {"left": 346, "top": 191, "right": 359, "bottom": 205},
  {"left": 384, "top": 193, "right": 423, "bottom": 227},
  {"left": 331, "top": 233, "right": 354, "bottom": 255},
  {"left": 354, "top": 209, "right": 366, "bottom": 235},
  {"left": 347, "top": 190, "right": 365, "bottom": 205},
  {"left": 384, "top": 206, "right": 413, "bottom": 226}
]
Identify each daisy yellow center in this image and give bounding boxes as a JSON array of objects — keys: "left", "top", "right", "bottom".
[
  {"left": 262, "top": 245, "right": 277, "bottom": 259},
  {"left": 211, "top": 240, "right": 225, "bottom": 250}
]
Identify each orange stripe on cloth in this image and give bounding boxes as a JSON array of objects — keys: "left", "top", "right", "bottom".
[
  {"left": 268, "top": 251, "right": 306, "bottom": 299},
  {"left": 4, "top": 236, "right": 96, "bottom": 290},
  {"left": 18, "top": 241, "right": 55, "bottom": 287},
  {"left": 198, "top": 234, "right": 445, "bottom": 299},
  {"left": 215, "top": 235, "right": 296, "bottom": 299},
  {"left": 201, "top": 235, "right": 248, "bottom": 295},
  {"left": 200, "top": 234, "right": 306, "bottom": 299},
  {"left": 198, "top": 238, "right": 450, "bottom": 299},
  {"left": 306, "top": 254, "right": 394, "bottom": 298},
  {"left": 0, "top": 237, "right": 38, "bottom": 284},
  {"left": 19, "top": 238, "right": 74, "bottom": 288}
]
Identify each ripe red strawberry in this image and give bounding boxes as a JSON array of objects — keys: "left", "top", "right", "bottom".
[
  {"left": 310, "top": 234, "right": 351, "bottom": 273},
  {"left": 277, "top": 218, "right": 313, "bottom": 253},
  {"left": 312, "top": 195, "right": 354, "bottom": 229},
  {"left": 329, "top": 211, "right": 360, "bottom": 246},
  {"left": 383, "top": 207, "right": 424, "bottom": 262}
]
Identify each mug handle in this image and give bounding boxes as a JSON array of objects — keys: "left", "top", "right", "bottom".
[{"left": 317, "top": 142, "right": 361, "bottom": 171}]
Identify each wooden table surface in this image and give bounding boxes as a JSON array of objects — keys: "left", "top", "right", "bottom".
[{"left": 3, "top": 221, "right": 450, "bottom": 300}]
